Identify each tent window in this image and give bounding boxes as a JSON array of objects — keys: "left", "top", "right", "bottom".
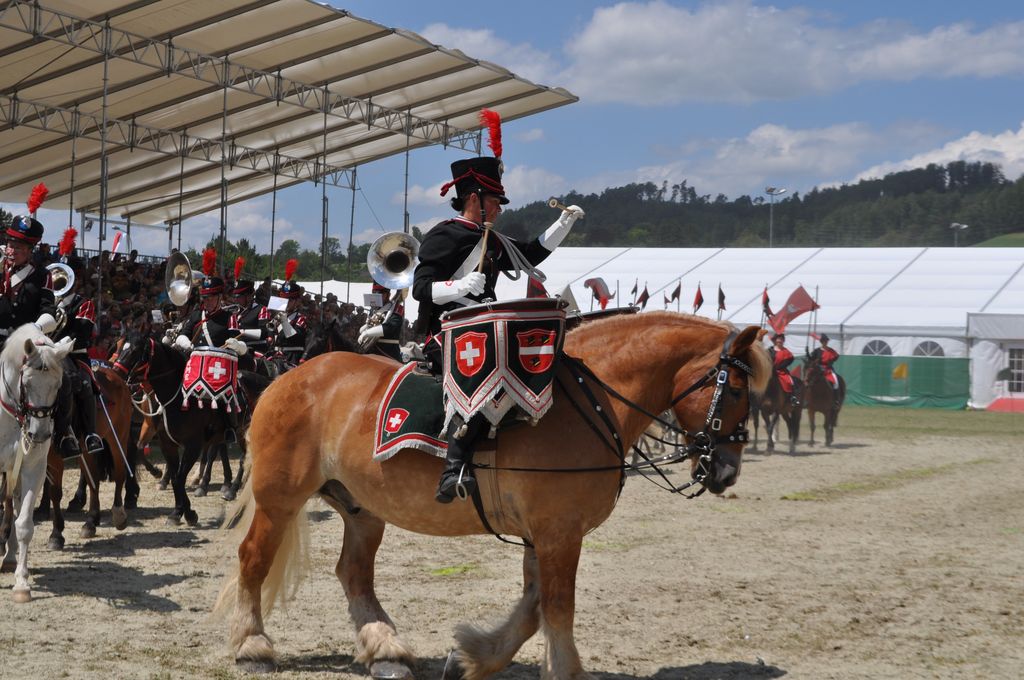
[
  {"left": 1010, "top": 348, "right": 1024, "bottom": 393},
  {"left": 862, "top": 340, "right": 892, "bottom": 356},
  {"left": 913, "top": 341, "right": 944, "bottom": 357}
]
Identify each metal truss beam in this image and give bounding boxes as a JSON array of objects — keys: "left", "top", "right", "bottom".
[
  {"left": 0, "top": 0, "right": 480, "bottom": 153},
  {"left": 0, "top": 93, "right": 355, "bottom": 190}
]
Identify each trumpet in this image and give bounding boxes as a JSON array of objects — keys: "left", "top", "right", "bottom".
[{"left": 547, "top": 197, "right": 570, "bottom": 211}]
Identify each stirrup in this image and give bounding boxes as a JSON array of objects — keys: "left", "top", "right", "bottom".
[
  {"left": 85, "top": 433, "right": 104, "bottom": 455},
  {"left": 59, "top": 434, "right": 80, "bottom": 456}
]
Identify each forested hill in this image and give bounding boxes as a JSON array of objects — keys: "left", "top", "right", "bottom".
[{"left": 495, "top": 161, "right": 1024, "bottom": 248}]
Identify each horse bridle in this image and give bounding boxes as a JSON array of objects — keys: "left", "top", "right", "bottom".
[
  {"left": 0, "top": 359, "right": 59, "bottom": 430},
  {"left": 553, "top": 330, "right": 754, "bottom": 498}
]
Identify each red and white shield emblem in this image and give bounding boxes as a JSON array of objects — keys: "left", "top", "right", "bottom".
[
  {"left": 384, "top": 408, "right": 409, "bottom": 434},
  {"left": 454, "top": 331, "right": 488, "bottom": 377},
  {"left": 203, "top": 356, "right": 233, "bottom": 391},
  {"left": 517, "top": 329, "right": 556, "bottom": 374}
]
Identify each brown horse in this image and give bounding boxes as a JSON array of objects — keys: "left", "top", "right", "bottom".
[
  {"left": 216, "top": 312, "right": 770, "bottom": 679},
  {"left": 803, "top": 358, "right": 845, "bottom": 446},
  {"left": 751, "top": 371, "right": 802, "bottom": 454},
  {"left": 40, "top": 366, "right": 135, "bottom": 547}
]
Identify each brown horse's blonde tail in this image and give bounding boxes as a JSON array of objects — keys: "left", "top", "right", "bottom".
[{"left": 212, "top": 455, "right": 312, "bottom": 621}]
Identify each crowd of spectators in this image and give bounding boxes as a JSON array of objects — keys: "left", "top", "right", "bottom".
[{"left": 37, "top": 246, "right": 395, "bottom": 360}]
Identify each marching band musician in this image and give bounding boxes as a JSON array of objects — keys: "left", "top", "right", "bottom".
[
  {"left": 0, "top": 188, "right": 59, "bottom": 347},
  {"left": 51, "top": 229, "right": 105, "bottom": 458},
  {"left": 229, "top": 257, "right": 272, "bottom": 364},
  {"left": 411, "top": 109, "right": 584, "bottom": 503},
  {"left": 357, "top": 282, "right": 404, "bottom": 361},
  {"left": 172, "top": 249, "right": 248, "bottom": 358},
  {"left": 270, "top": 259, "right": 308, "bottom": 365}
]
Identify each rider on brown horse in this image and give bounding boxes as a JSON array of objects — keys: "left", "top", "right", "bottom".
[
  {"left": 411, "top": 109, "right": 584, "bottom": 503},
  {"left": 769, "top": 333, "right": 802, "bottom": 406},
  {"left": 809, "top": 333, "right": 841, "bottom": 408}
]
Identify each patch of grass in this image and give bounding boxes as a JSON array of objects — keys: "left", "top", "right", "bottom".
[
  {"left": 781, "top": 458, "right": 995, "bottom": 501},
  {"left": 836, "top": 405, "right": 1024, "bottom": 441},
  {"left": 428, "top": 564, "right": 478, "bottom": 577},
  {"left": 974, "top": 232, "right": 1024, "bottom": 247}
]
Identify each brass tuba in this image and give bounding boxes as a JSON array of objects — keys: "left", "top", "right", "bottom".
[
  {"left": 366, "top": 231, "right": 420, "bottom": 291},
  {"left": 164, "top": 251, "right": 195, "bottom": 307},
  {"left": 45, "top": 262, "right": 76, "bottom": 336}
]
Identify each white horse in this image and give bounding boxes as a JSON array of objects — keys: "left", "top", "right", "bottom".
[{"left": 0, "top": 325, "right": 73, "bottom": 602}]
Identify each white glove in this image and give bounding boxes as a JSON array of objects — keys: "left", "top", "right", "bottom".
[
  {"left": 277, "top": 312, "right": 297, "bottom": 338},
  {"left": 358, "top": 324, "right": 384, "bottom": 346},
  {"left": 223, "top": 337, "right": 248, "bottom": 356},
  {"left": 432, "top": 271, "right": 486, "bottom": 304},
  {"left": 34, "top": 313, "right": 58, "bottom": 335},
  {"left": 538, "top": 204, "right": 584, "bottom": 251},
  {"left": 174, "top": 335, "right": 193, "bottom": 352}
]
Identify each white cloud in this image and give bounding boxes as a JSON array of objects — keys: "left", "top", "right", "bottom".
[
  {"left": 854, "top": 122, "right": 1024, "bottom": 183},
  {"left": 501, "top": 165, "right": 570, "bottom": 208},
  {"left": 420, "top": 23, "right": 559, "bottom": 83},
  {"left": 561, "top": 1, "right": 1024, "bottom": 104},
  {"left": 394, "top": 182, "right": 448, "bottom": 209},
  {"left": 515, "top": 128, "right": 545, "bottom": 143}
]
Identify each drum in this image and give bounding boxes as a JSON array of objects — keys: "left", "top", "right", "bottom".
[
  {"left": 440, "top": 297, "right": 567, "bottom": 427},
  {"left": 181, "top": 346, "right": 241, "bottom": 411}
]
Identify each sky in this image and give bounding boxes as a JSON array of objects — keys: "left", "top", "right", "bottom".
[{"left": 8, "top": 0, "right": 1024, "bottom": 258}]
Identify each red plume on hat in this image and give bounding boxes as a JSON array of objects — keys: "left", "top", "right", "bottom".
[
  {"left": 284, "top": 258, "right": 298, "bottom": 282},
  {"left": 479, "top": 108, "right": 502, "bottom": 159},
  {"left": 202, "top": 248, "right": 217, "bottom": 276},
  {"left": 27, "top": 183, "right": 49, "bottom": 215},
  {"left": 234, "top": 257, "right": 245, "bottom": 281},
  {"left": 59, "top": 228, "right": 78, "bottom": 258}
]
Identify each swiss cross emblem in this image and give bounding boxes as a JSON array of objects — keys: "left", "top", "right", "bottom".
[
  {"left": 454, "top": 331, "right": 488, "bottom": 377},
  {"left": 206, "top": 360, "right": 227, "bottom": 381},
  {"left": 384, "top": 408, "right": 408, "bottom": 434},
  {"left": 517, "top": 329, "right": 556, "bottom": 374}
]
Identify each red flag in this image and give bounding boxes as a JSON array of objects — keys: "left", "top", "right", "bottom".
[
  {"left": 111, "top": 231, "right": 123, "bottom": 254},
  {"left": 670, "top": 281, "right": 681, "bottom": 302},
  {"left": 762, "top": 285, "right": 773, "bottom": 318},
  {"left": 584, "top": 277, "right": 613, "bottom": 310},
  {"left": 526, "top": 275, "right": 548, "bottom": 298},
  {"left": 717, "top": 284, "right": 726, "bottom": 312},
  {"left": 636, "top": 286, "right": 650, "bottom": 309},
  {"left": 769, "top": 285, "right": 820, "bottom": 333},
  {"left": 692, "top": 284, "right": 704, "bottom": 313}
]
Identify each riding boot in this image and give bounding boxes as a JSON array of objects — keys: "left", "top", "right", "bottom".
[
  {"left": 435, "top": 414, "right": 485, "bottom": 504},
  {"left": 55, "top": 373, "right": 79, "bottom": 458}
]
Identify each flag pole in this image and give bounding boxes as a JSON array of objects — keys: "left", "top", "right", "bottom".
[
  {"left": 677, "top": 277, "right": 681, "bottom": 313},
  {"left": 615, "top": 280, "right": 620, "bottom": 308},
  {"left": 717, "top": 281, "right": 722, "bottom": 321},
  {"left": 809, "top": 285, "right": 820, "bottom": 354}
]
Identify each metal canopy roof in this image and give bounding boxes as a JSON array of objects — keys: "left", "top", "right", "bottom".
[{"left": 0, "top": 0, "right": 577, "bottom": 225}]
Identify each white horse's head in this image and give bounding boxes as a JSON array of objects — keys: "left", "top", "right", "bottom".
[{"left": 1, "top": 325, "right": 73, "bottom": 444}]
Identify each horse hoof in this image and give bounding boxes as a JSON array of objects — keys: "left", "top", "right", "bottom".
[
  {"left": 236, "top": 658, "right": 276, "bottom": 674},
  {"left": 47, "top": 535, "right": 65, "bottom": 551},
  {"left": 221, "top": 487, "right": 237, "bottom": 502},
  {"left": 441, "top": 650, "right": 464, "bottom": 680},
  {"left": 12, "top": 588, "right": 31, "bottom": 603},
  {"left": 194, "top": 487, "right": 208, "bottom": 498},
  {"left": 371, "top": 660, "right": 414, "bottom": 680},
  {"left": 158, "top": 482, "right": 169, "bottom": 491},
  {"left": 183, "top": 509, "right": 199, "bottom": 527},
  {"left": 80, "top": 522, "right": 96, "bottom": 539},
  {"left": 166, "top": 514, "right": 182, "bottom": 527},
  {"left": 112, "top": 507, "right": 128, "bottom": 531}
]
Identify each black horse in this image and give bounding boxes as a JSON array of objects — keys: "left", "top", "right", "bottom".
[
  {"left": 301, "top": 317, "right": 359, "bottom": 362},
  {"left": 111, "top": 331, "right": 235, "bottom": 526}
]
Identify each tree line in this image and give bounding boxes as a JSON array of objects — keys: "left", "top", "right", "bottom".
[{"left": 498, "top": 161, "right": 1022, "bottom": 248}]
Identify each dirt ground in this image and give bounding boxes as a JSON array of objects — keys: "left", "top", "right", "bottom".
[{"left": 1, "top": 406, "right": 1022, "bottom": 680}]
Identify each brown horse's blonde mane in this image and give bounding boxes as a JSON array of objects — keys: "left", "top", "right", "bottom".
[{"left": 566, "top": 311, "right": 770, "bottom": 393}]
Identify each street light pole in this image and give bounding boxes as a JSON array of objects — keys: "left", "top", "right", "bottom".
[
  {"left": 765, "top": 186, "right": 787, "bottom": 248},
  {"left": 950, "top": 222, "right": 968, "bottom": 247}
]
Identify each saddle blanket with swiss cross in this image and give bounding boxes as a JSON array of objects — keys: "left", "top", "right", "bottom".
[
  {"left": 182, "top": 347, "right": 241, "bottom": 412},
  {"left": 373, "top": 362, "right": 447, "bottom": 462}
]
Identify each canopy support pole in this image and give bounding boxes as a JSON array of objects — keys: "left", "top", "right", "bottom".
[
  {"left": 269, "top": 151, "right": 279, "bottom": 280},
  {"left": 218, "top": 73, "right": 229, "bottom": 274},
  {"left": 346, "top": 166, "right": 357, "bottom": 304},
  {"left": 69, "top": 106, "right": 79, "bottom": 248},
  {"left": 403, "top": 112, "right": 411, "bottom": 234},
  {"left": 96, "top": 18, "right": 112, "bottom": 326},
  {"left": 176, "top": 127, "right": 186, "bottom": 253}
]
